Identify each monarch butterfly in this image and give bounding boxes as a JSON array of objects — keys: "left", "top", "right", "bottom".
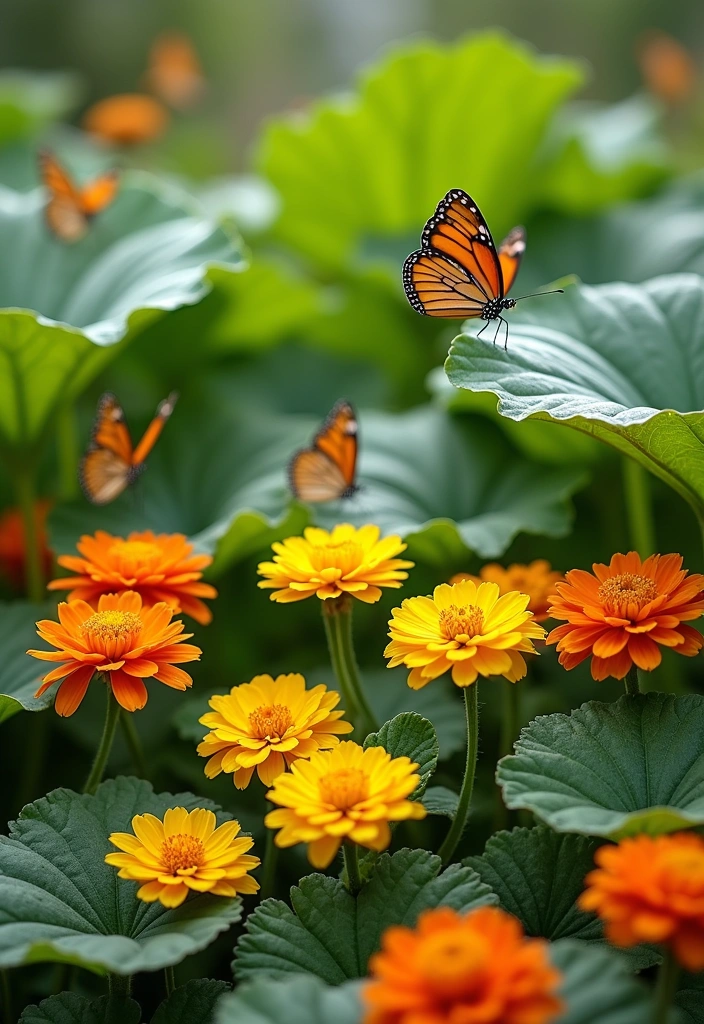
[
  {"left": 39, "top": 150, "right": 119, "bottom": 243},
  {"left": 80, "top": 392, "right": 178, "bottom": 505},
  {"left": 403, "top": 189, "right": 561, "bottom": 347},
  {"left": 289, "top": 400, "right": 358, "bottom": 503}
]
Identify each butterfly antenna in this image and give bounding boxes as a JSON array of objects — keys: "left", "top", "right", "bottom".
[{"left": 513, "top": 288, "right": 564, "bottom": 302}]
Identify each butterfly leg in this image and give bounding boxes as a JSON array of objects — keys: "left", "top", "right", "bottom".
[
  {"left": 476, "top": 320, "right": 490, "bottom": 342},
  {"left": 491, "top": 319, "right": 502, "bottom": 347},
  {"left": 499, "top": 316, "right": 510, "bottom": 351}
]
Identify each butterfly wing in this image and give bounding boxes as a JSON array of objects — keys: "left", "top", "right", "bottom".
[
  {"left": 79, "top": 170, "right": 120, "bottom": 217},
  {"left": 289, "top": 400, "right": 358, "bottom": 503},
  {"left": 131, "top": 391, "right": 179, "bottom": 465},
  {"left": 39, "top": 149, "right": 88, "bottom": 243},
  {"left": 80, "top": 393, "right": 134, "bottom": 505},
  {"left": 403, "top": 250, "right": 490, "bottom": 318},
  {"left": 497, "top": 226, "right": 526, "bottom": 296}
]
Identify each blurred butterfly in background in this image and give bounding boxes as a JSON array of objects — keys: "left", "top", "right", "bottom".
[
  {"left": 289, "top": 400, "right": 358, "bottom": 503},
  {"left": 403, "top": 188, "right": 561, "bottom": 347},
  {"left": 39, "top": 149, "right": 119, "bottom": 243},
  {"left": 80, "top": 392, "right": 178, "bottom": 505}
]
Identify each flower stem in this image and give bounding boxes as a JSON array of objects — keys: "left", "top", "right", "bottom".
[
  {"left": 164, "top": 964, "right": 176, "bottom": 997},
  {"left": 108, "top": 973, "right": 132, "bottom": 997},
  {"left": 438, "top": 685, "right": 479, "bottom": 866},
  {"left": 622, "top": 457, "right": 655, "bottom": 559},
  {"left": 14, "top": 464, "right": 44, "bottom": 602},
  {"left": 260, "top": 827, "right": 278, "bottom": 901},
  {"left": 120, "top": 710, "right": 148, "bottom": 779},
  {"left": 84, "top": 686, "right": 120, "bottom": 795},
  {"left": 652, "top": 948, "right": 679, "bottom": 1024},
  {"left": 343, "top": 840, "right": 362, "bottom": 896},
  {"left": 624, "top": 665, "right": 642, "bottom": 696},
  {"left": 322, "top": 598, "right": 378, "bottom": 739},
  {"left": 495, "top": 682, "right": 520, "bottom": 831},
  {"left": 56, "top": 403, "right": 80, "bottom": 502}
]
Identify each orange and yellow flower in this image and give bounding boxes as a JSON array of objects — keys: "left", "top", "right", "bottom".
[
  {"left": 547, "top": 552, "right": 704, "bottom": 680},
  {"left": 579, "top": 832, "right": 704, "bottom": 971},
  {"left": 0, "top": 499, "right": 53, "bottom": 592},
  {"left": 264, "top": 740, "right": 426, "bottom": 868},
  {"left": 28, "top": 591, "right": 200, "bottom": 716},
  {"left": 197, "top": 672, "right": 353, "bottom": 789},
  {"left": 257, "top": 524, "right": 413, "bottom": 604},
  {"left": 385, "top": 579, "right": 545, "bottom": 690},
  {"left": 105, "top": 806, "right": 259, "bottom": 908},
  {"left": 451, "top": 560, "right": 563, "bottom": 622},
  {"left": 49, "top": 529, "right": 217, "bottom": 625},
  {"left": 83, "top": 93, "right": 169, "bottom": 146},
  {"left": 363, "top": 905, "right": 564, "bottom": 1024}
]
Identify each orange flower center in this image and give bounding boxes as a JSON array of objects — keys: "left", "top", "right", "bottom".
[
  {"left": 109, "top": 540, "right": 162, "bottom": 565},
  {"left": 249, "top": 703, "right": 294, "bottom": 740},
  {"left": 419, "top": 929, "right": 490, "bottom": 1000},
  {"left": 310, "top": 540, "right": 363, "bottom": 572},
  {"left": 80, "top": 610, "right": 143, "bottom": 642},
  {"left": 439, "top": 603, "right": 484, "bottom": 642},
  {"left": 319, "top": 766, "right": 369, "bottom": 809},
  {"left": 160, "top": 833, "right": 205, "bottom": 874},
  {"left": 662, "top": 849, "right": 704, "bottom": 891},
  {"left": 597, "top": 573, "right": 658, "bottom": 614}
]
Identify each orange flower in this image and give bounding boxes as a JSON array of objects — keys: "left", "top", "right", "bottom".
[
  {"left": 82, "top": 93, "right": 169, "bottom": 146},
  {"left": 451, "top": 560, "right": 563, "bottom": 622},
  {"left": 145, "top": 32, "right": 206, "bottom": 109},
  {"left": 48, "top": 530, "right": 217, "bottom": 625},
  {"left": 0, "top": 500, "right": 53, "bottom": 591},
  {"left": 637, "top": 31, "right": 697, "bottom": 104},
  {"left": 547, "top": 552, "right": 704, "bottom": 680},
  {"left": 579, "top": 833, "right": 704, "bottom": 971},
  {"left": 27, "top": 591, "right": 200, "bottom": 716},
  {"left": 363, "top": 905, "right": 564, "bottom": 1024}
]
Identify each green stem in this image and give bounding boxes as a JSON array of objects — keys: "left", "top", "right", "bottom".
[
  {"left": 495, "top": 682, "right": 520, "bottom": 831},
  {"left": 14, "top": 464, "right": 43, "bottom": 602},
  {"left": 84, "top": 686, "right": 121, "bottom": 795},
  {"left": 622, "top": 458, "right": 656, "bottom": 559},
  {"left": 108, "top": 973, "right": 132, "bottom": 997},
  {"left": 652, "top": 948, "right": 679, "bottom": 1024},
  {"left": 624, "top": 664, "right": 642, "bottom": 696},
  {"left": 1, "top": 969, "right": 12, "bottom": 1024},
  {"left": 260, "top": 827, "right": 278, "bottom": 901},
  {"left": 322, "top": 598, "right": 377, "bottom": 739},
  {"left": 164, "top": 964, "right": 176, "bottom": 998},
  {"left": 438, "top": 685, "right": 479, "bottom": 866},
  {"left": 56, "top": 403, "right": 80, "bottom": 502},
  {"left": 343, "top": 840, "right": 362, "bottom": 896},
  {"left": 120, "top": 711, "right": 148, "bottom": 779}
]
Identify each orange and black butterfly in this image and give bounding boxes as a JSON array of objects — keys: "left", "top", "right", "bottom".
[
  {"left": 80, "top": 392, "right": 178, "bottom": 505},
  {"left": 39, "top": 149, "right": 119, "bottom": 243},
  {"left": 289, "top": 400, "right": 358, "bottom": 503},
  {"left": 403, "top": 189, "right": 560, "bottom": 347}
]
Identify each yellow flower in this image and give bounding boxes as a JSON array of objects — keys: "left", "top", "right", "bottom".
[
  {"left": 257, "top": 524, "right": 413, "bottom": 604},
  {"left": 197, "top": 673, "right": 353, "bottom": 789},
  {"left": 385, "top": 580, "right": 545, "bottom": 690},
  {"left": 105, "top": 807, "right": 260, "bottom": 908},
  {"left": 265, "top": 740, "right": 426, "bottom": 868}
]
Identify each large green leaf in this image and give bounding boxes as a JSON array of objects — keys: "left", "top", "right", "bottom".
[
  {"left": 676, "top": 972, "right": 704, "bottom": 1023},
  {"left": 0, "top": 70, "right": 81, "bottom": 147},
  {"left": 234, "top": 848, "right": 496, "bottom": 984},
  {"left": 259, "top": 33, "right": 583, "bottom": 270},
  {"left": 551, "top": 941, "right": 654, "bottom": 1023},
  {"left": 151, "top": 980, "right": 232, "bottom": 1024},
  {"left": 49, "top": 403, "right": 586, "bottom": 574},
  {"left": 466, "top": 826, "right": 659, "bottom": 970},
  {"left": 0, "top": 600, "right": 56, "bottom": 723},
  {"left": 19, "top": 994, "right": 140, "bottom": 1024},
  {"left": 216, "top": 977, "right": 361, "bottom": 1024},
  {"left": 446, "top": 275, "right": 704, "bottom": 522},
  {"left": 497, "top": 694, "right": 704, "bottom": 838},
  {"left": 0, "top": 176, "right": 243, "bottom": 456},
  {"left": 364, "top": 712, "right": 438, "bottom": 798},
  {"left": 0, "top": 776, "right": 243, "bottom": 974}
]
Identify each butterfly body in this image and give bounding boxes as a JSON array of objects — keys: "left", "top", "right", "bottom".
[{"left": 289, "top": 400, "right": 358, "bottom": 504}]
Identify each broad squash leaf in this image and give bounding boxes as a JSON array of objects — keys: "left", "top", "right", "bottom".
[
  {"left": 19, "top": 994, "right": 140, "bottom": 1024},
  {"left": 216, "top": 977, "right": 361, "bottom": 1024},
  {"left": 551, "top": 941, "right": 654, "bottom": 1023}
]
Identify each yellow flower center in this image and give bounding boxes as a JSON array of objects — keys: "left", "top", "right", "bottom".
[
  {"left": 80, "top": 610, "right": 143, "bottom": 642},
  {"left": 420, "top": 929, "right": 490, "bottom": 999},
  {"left": 310, "top": 539, "right": 363, "bottom": 573},
  {"left": 319, "top": 767, "right": 369, "bottom": 809},
  {"left": 439, "top": 603, "right": 484, "bottom": 643},
  {"left": 109, "top": 540, "right": 162, "bottom": 564},
  {"left": 160, "top": 833, "right": 205, "bottom": 874},
  {"left": 662, "top": 850, "right": 704, "bottom": 891},
  {"left": 249, "top": 703, "right": 294, "bottom": 740},
  {"left": 598, "top": 573, "right": 658, "bottom": 614}
]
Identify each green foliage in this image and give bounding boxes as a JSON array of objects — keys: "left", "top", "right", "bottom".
[
  {"left": 421, "top": 786, "right": 459, "bottom": 818},
  {"left": 151, "top": 980, "right": 232, "bottom": 1024},
  {"left": 0, "top": 71, "right": 81, "bottom": 146},
  {"left": 446, "top": 275, "right": 704, "bottom": 523},
  {"left": 676, "top": 973, "right": 704, "bottom": 1023},
  {"left": 497, "top": 694, "right": 704, "bottom": 838},
  {"left": 0, "top": 177, "right": 243, "bottom": 458},
  {"left": 0, "top": 601, "right": 56, "bottom": 722},
  {"left": 364, "top": 712, "right": 438, "bottom": 797},
  {"left": 551, "top": 940, "right": 654, "bottom": 1023},
  {"left": 19, "top": 994, "right": 141, "bottom": 1024},
  {"left": 233, "top": 848, "right": 496, "bottom": 983},
  {"left": 216, "top": 977, "right": 361, "bottom": 1024},
  {"left": 0, "top": 776, "right": 241, "bottom": 974}
]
